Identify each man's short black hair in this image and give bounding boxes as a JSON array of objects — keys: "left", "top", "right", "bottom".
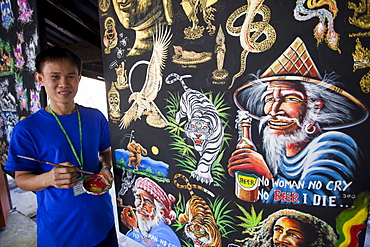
[{"left": 35, "top": 46, "right": 82, "bottom": 75}]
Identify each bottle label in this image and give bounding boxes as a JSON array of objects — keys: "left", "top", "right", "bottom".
[
  {"left": 236, "top": 171, "right": 258, "bottom": 190},
  {"left": 235, "top": 171, "right": 259, "bottom": 202}
]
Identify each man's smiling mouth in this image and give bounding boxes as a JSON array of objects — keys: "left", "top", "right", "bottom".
[
  {"left": 268, "top": 119, "right": 294, "bottom": 127},
  {"left": 59, "top": 91, "right": 71, "bottom": 95}
]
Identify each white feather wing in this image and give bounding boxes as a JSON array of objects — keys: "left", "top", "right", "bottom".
[{"left": 141, "top": 25, "right": 172, "bottom": 101}]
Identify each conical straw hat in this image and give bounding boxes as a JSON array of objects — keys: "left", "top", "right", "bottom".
[
  {"left": 233, "top": 37, "right": 368, "bottom": 129},
  {"left": 261, "top": 37, "right": 321, "bottom": 79}
]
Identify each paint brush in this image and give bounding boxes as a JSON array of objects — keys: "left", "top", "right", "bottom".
[{"left": 17, "top": 155, "right": 94, "bottom": 175}]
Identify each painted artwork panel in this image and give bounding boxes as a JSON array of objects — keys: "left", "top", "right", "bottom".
[
  {"left": 98, "top": 0, "right": 370, "bottom": 246},
  {"left": 0, "top": 0, "right": 42, "bottom": 165}
]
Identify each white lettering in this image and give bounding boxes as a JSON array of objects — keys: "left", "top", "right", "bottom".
[
  {"left": 148, "top": 234, "right": 158, "bottom": 242},
  {"left": 326, "top": 181, "right": 334, "bottom": 190},
  {"left": 343, "top": 181, "right": 352, "bottom": 191},
  {"left": 160, "top": 239, "right": 167, "bottom": 246},
  {"left": 325, "top": 180, "right": 353, "bottom": 191},
  {"left": 302, "top": 193, "right": 307, "bottom": 204},
  {"left": 259, "top": 176, "right": 270, "bottom": 187},
  {"left": 258, "top": 188, "right": 269, "bottom": 200},
  {"left": 308, "top": 180, "right": 322, "bottom": 190},
  {"left": 272, "top": 179, "right": 305, "bottom": 189},
  {"left": 329, "top": 196, "right": 336, "bottom": 207},
  {"left": 313, "top": 194, "right": 337, "bottom": 207}
]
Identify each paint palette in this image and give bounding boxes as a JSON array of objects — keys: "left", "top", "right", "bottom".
[{"left": 83, "top": 174, "right": 112, "bottom": 195}]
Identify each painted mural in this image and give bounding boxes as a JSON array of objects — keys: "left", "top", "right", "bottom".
[
  {"left": 0, "top": 0, "right": 42, "bottom": 166},
  {"left": 98, "top": 0, "right": 370, "bottom": 246}
]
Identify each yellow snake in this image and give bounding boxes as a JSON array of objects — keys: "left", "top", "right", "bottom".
[{"left": 226, "top": 0, "right": 276, "bottom": 89}]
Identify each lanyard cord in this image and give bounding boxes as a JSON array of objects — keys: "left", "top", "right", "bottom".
[{"left": 48, "top": 105, "right": 83, "bottom": 169}]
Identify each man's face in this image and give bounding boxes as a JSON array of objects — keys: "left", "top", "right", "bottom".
[
  {"left": 35, "top": 59, "right": 80, "bottom": 109},
  {"left": 273, "top": 217, "right": 306, "bottom": 247},
  {"left": 263, "top": 81, "right": 308, "bottom": 135},
  {"left": 134, "top": 189, "right": 156, "bottom": 221}
]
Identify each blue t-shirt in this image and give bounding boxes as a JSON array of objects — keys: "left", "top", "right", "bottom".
[{"left": 5, "top": 105, "right": 115, "bottom": 247}]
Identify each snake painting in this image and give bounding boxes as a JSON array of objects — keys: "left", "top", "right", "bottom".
[
  {"left": 294, "top": 0, "right": 340, "bottom": 53},
  {"left": 226, "top": 0, "right": 276, "bottom": 89}
]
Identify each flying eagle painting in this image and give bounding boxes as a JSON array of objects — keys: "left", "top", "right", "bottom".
[{"left": 119, "top": 25, "right": 172, "bottom": 129}]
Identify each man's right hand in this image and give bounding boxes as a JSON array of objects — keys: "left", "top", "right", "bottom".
[
  {"left": 227, "top": 148, "right": 273, "bottom": 179},
  {"left": 14, "top": 162, "right": 79, "bottom": 191},
  {"left": 48, "top": 162, "right": 79, "bottom": 189}
]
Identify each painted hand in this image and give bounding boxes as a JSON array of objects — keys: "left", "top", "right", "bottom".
[
  {"left": 227, "top": 148, "right": 273, "bottom": 179},
  {"left": 120, "top": 205, "right": 137, "bottom": 230}
]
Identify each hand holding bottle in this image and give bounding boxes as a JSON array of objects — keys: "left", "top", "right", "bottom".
[
  {"left": 227, "top": 148, "right": 273, "bottom": 179},
  {"left": 228, "top": 113, "right": 273, "bottom": 180}
]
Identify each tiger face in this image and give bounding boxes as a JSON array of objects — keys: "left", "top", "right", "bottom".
[
  {"left": 185, "top": 118, "right": 212, "bottom": 153},
  {"left": 184, "top": 214, "right": 221, "bottom": 247},
  {"left": 184, "top": 221, "right": 212, "bottom": 246}
]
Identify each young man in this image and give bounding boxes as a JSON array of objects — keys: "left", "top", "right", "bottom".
[{"left": 5, "top": 47, "right": 118, "bottom": 247}]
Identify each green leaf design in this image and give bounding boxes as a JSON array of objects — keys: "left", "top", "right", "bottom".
[{"left": 235, "top": 203, "right": 263, "bottom": 231}]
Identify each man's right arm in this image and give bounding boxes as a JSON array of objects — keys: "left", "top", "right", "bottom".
[{"left": 15, "top": 163, "right": 79, "bottom": 191}]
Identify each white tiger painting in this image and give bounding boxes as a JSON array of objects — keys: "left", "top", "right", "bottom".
[{"left": 166, "top": 73, "right": 224, "bottom": 184}]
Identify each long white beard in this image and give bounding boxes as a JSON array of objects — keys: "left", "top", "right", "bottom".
[
  {"left": 259, "top": 115, "right": 312, "bottom": 176},
  {"left": 136, "top": 207, "right": 162, "bottom": 238}
]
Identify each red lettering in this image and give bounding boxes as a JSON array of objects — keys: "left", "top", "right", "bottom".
[
  {"left": 274, "top": 190, "right": 281, "bottom": 201},
  {"left": 142, "top": 238, "right": 154, "bottom": 246},
  {"left": 292, "top": 192, "right": 299, "bottom": 203},
  {"left": 273, "top": 190, "right": 300, "bottom": 203},
  {"left": 282, "top": 193, "right": 288, "bottom": 201}
]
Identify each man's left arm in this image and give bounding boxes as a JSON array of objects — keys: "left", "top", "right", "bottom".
[{"left": 99, "top": 147, "right": 114, "bottom": 180}]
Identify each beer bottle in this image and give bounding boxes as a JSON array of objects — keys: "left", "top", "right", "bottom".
[
  {"left": 237, "top": 116, "right": 256, "bottom": 151},
  {"left": 234, "top": 113, "right": 259, "bottom": 202}
]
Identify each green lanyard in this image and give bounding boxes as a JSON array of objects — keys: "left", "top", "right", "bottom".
[{"left": 48, "top": 105, "right": 84, "bottom": 169}]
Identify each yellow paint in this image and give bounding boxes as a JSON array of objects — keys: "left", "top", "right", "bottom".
[
  {"left": 339, "top": 207, "right": 368, "bottom": 247},
  {"left": 151, "top": 146, "right": 159, "bottom": 155},
  {"left": 236, "top": 172, "right": 258, "bottom": 189}
]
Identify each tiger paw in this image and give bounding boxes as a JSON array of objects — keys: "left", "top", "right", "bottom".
[{"left": 191, "top": 169, "right": 213, "bottom": 184}]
